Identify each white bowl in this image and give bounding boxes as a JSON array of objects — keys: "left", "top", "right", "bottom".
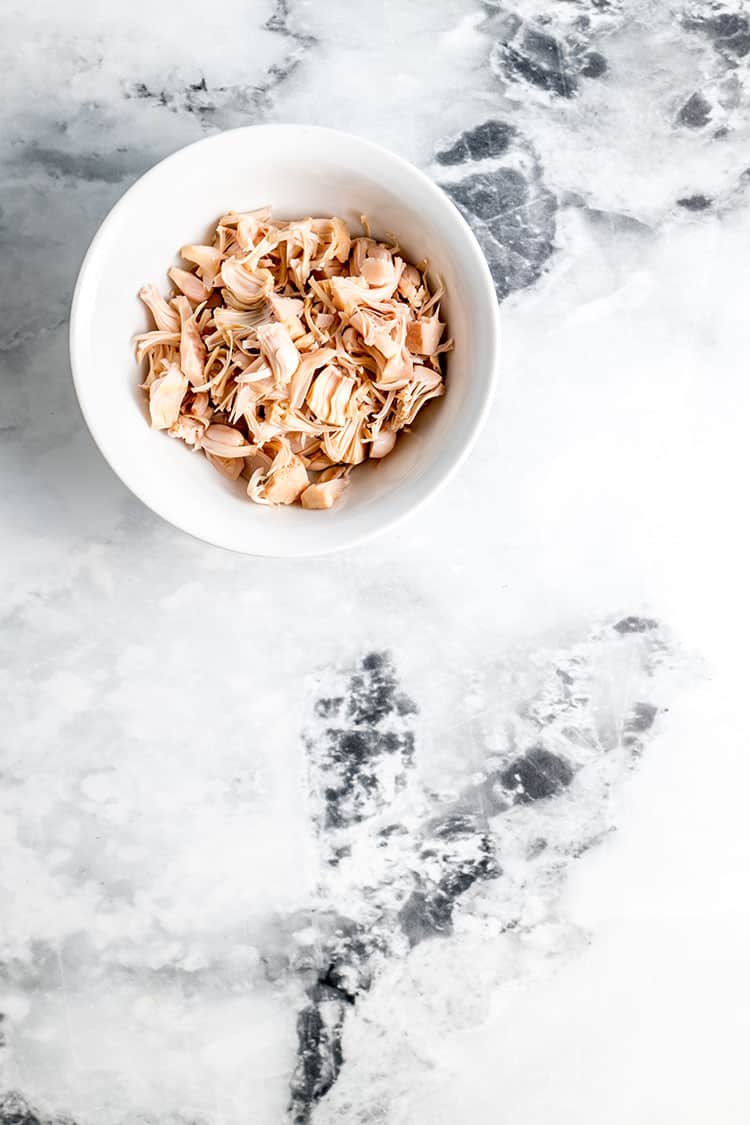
[{"left": 70, "top": 125, "right": 499, "bottom": 557}]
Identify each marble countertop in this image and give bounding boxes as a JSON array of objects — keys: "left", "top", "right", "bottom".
[{"left": 2, "top": 1, "right": 750, "bottom": 1122}]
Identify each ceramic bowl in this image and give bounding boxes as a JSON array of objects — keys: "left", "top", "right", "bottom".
[{"left": 70, "top": 124, "right": 499, "bottom": 556}]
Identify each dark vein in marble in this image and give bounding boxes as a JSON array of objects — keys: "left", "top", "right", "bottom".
[
  {"left": 124, "top": 76, "right": 265, "bottom": 124},
  {"left": 613, "top": 615, "right": 659, "bottom": 634},
  {"left": 256, "top": 0, "right": 317, "bottom": 105},
  {"left": 482, "top": 0, "right": 611, "bottom": 101},
  {"left": 669, "top": 3, "right": 750, "bottom": 142},
  {"left": 290, "top": 654, "right": 421, "bottom": 1119},
  {"left": 264, "top": 0, "right": 316, "bottom": 50},
  {"left": 124, "top": 0, "right": 317, "bottom": 126},
  {"left": 290, "top": 653, "right": 504, "bottom": 1120},
  {"left": 677, "top": 193, "right": 713, "bottom": 210},
  {"left": 289, "top": 619, "right": 668, "bottom": 1121},
  {"left": 677, "top": 91, "right": 713, "bottom": 128},
  {"left": 434, "top": 119, "right": 557, "bottom": 300},
  {"left": 435, "top": 119, "right": 516, "bottom": 166},
  {"left": 9, "top": 143, "right": 141, "bottom": 185},
  {"left": 0, "top": 1092, "right": 57, "bottom": 1125},
  {"left": 682, "top": 5, "right": 750, "bottom": 61}
]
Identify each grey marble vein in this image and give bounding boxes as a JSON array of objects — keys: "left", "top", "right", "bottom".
[{"left": 287, "top": 620, "right": 678, "bottom": 1121}]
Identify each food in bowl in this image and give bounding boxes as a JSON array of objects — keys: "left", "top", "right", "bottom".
[{"left": 135, "top": 207, "right": 452, "bottom": 509}]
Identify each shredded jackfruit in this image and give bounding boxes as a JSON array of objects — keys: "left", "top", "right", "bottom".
[{"left": 135, "top": 208, "right": 451, "bottom": 508}]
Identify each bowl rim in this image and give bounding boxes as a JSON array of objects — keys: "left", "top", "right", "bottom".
[{"left": 69, "top": 123, "right": 500, "bottom": 558}]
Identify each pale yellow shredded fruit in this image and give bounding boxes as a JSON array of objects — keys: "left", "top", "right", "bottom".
[{"left": 136, "top": 207, "right": 451, "bottom": 508}]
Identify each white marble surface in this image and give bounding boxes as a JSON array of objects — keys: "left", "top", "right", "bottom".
[{"left": 2, "top": 1, "right": 750, "bottom": 1122}]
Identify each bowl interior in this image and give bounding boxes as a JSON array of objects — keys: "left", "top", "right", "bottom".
[{"left": 71, "top": 126, "right": 498, "bottom": 555}]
